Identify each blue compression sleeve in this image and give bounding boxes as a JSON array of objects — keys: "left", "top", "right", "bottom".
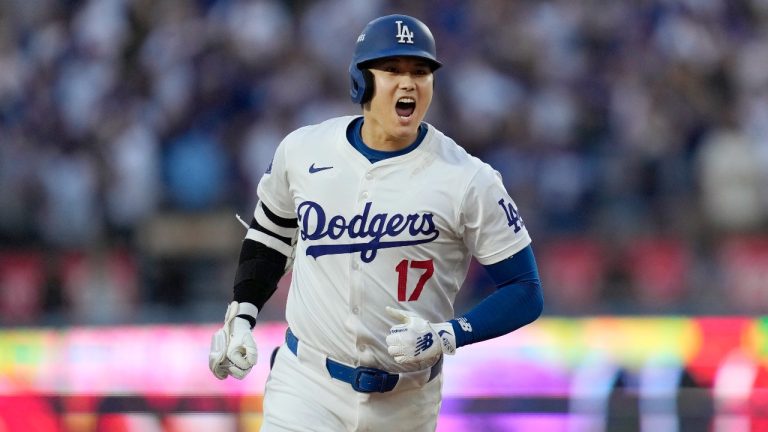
[{"left": 449, "top": 245, "right": 543, "bottom": 348}]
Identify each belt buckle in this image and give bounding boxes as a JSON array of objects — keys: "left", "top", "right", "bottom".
[{"left": 351, "top": 366, "right": 390, "bottom": 393}]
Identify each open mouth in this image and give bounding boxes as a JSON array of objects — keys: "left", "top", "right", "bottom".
[{"left": 395, "top": 97, "right": 416, "bottom": 118}]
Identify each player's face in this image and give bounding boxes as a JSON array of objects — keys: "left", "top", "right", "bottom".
[{"left": 362, "top": 57, "right": 434, "bottom": 150}]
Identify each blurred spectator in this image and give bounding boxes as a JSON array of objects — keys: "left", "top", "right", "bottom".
[
  {"left": 163, "top": 129, "right": 229, "bottom": 210},
  {"left": 695, "top": 124, "right": 766, "bottom": 233},
  {"left": 37, "top": 142, "right": 103, "bottom": 249},
  {"left": 103, "top": 113, "right": 161, "bottom": 239},
  {"left": 239, "top": 117, "right": 284, "bottom": 199},
  {"left": 0, "top": 128, "right": 39, "bottom": 243}
]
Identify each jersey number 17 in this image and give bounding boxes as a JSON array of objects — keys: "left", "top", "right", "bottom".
[{"left": 395, "top": 259, "right": 434, "bottom": 301}]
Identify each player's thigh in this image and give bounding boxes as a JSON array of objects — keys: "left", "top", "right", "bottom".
[
  {"left": 365, "top": 374, "right": 443, "bottom": 432},
  {"left": 261, "top": 345, "right": 350, "bottom": 432}
]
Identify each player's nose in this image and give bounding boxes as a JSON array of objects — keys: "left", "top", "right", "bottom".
[{"left": 397, "top": 74, "right": 416, "bottom": 91}]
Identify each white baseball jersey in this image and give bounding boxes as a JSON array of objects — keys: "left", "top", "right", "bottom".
[{"left": 256, "top": 115, "right": 531, "bottom": 374}]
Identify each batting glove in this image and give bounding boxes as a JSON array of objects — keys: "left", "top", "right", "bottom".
[
  {"left": 209, "top": 301, "right": 259, "bottom": 380},
  {"left": 385, "top": 307, "right": 456, "bottom": 367}
]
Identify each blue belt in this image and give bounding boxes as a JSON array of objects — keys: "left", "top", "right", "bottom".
[{"left": 285, "top": 327, "right": 442, "bottom": 393}]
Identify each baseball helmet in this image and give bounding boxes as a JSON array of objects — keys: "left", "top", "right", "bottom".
[{"left": 349, "top": 14, "right": 442, "bottom": 104}]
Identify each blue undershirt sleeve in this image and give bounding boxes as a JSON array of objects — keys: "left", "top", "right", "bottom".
[{"left": 449, "top": 244, "right": 544, "bottom": 348}]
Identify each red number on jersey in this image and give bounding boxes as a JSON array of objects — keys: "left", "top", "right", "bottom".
[{"left": 395, "top": 259, "right": 435, "bottom": 301}]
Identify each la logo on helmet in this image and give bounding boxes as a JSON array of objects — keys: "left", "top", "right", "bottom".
[{"left": 395, "top": 20, "right": 414, "bottom": 44}]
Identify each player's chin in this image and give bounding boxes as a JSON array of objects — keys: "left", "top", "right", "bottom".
[{"left": 390, "top": 122, "right": 419, "bottom": 140}]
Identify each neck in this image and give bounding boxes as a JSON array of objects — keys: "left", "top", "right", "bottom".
[{"left": 360, "top": 117, "right": 418, "bottom": 152}]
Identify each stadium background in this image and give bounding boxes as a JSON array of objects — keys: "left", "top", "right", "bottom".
[{"left": 1, "top": 0, "right": 768, "bottom": 430}]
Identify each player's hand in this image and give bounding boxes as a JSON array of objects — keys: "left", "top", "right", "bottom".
[
  {"left": 385, "top": 307, "right": 456, "bottom": 367},
  {"left": 209, "top": 302, "right": 259, "bottom": 380}
]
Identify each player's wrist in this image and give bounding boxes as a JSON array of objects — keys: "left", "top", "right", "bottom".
[
  {"left": 429, "top": 321, "right": 457, "bottom": 355},
  {"left": 235, "top": 302, "right": 259, "bottom": 329},
  {"left": 232, "top": 316, "right": 253, "bottom": 333},
  {"left": 447, "top": 319, "right": 470, "bottom": 348}
]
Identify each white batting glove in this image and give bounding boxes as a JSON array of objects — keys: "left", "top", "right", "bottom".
[
  {"left": 209, "top": 302, "right": 259, "bottom": 380},
  {"left": 385, "top": 307, "right": 456, "bottom": 367}
]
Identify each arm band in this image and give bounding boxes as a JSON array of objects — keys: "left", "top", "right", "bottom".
[{"left": 245, "top": 201, "right": 298, "bottom": 257}]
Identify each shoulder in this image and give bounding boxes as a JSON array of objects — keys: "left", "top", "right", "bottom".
[
  {"left": 272, "top": 116, "right": 356, "bottom": 173},
  {"left": 424, "top": 124, "right": 506, "bottom": 202},
  {"left": 424, "top": 123, "right": 488, "bottom": 175},
  {"left": 282, "top": 116, "right": 358, "bottom": 147}
]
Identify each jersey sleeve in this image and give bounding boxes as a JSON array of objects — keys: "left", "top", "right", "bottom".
[
  {"left": 459, "top": 164, "right": 531, "bottom": 266},
  {"left": 256, "top": 137, "right": 295, "bottom": 219}
]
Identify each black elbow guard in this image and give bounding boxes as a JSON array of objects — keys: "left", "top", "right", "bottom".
[{"left": 233, "top": 239, "right": 288, "bottom": 310}]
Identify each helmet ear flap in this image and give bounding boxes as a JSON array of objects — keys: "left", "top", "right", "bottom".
[
  {"left": 349, "top": 65, "right": 375, "bottom": 105},
  {"left": 360, "top": 69, "right": 374, "bottom": 105}
]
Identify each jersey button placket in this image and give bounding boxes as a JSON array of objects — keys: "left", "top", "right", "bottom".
[
  {"left": 351, "top": 169, "right": 372, "bottom": 353},
  {"left": 350, "top": 261, "right": 361, "bottom": 316},
  {"left": 360, "top": 168, "right": 373, "bottom": 201}
]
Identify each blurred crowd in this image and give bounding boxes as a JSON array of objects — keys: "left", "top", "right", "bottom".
[{"left": 1, "top": 0, "right": 768, "bottom": 326}]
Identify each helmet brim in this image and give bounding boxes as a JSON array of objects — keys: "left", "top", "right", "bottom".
[{"left": 356, "top": 52, "right": 442, "bottom": 71}]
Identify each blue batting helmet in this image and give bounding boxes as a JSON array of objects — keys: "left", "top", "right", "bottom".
[{"left": 349, "top": 14, "right": 442, "bottom": 104}]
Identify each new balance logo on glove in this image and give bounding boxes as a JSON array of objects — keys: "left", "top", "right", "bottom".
[{"left": 414, "top": 333, "right": 434, "bottom": 356}]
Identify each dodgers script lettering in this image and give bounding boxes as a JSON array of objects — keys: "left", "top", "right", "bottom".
[{"left": 297, "top": 201, "right": 440, "bottom": 263}]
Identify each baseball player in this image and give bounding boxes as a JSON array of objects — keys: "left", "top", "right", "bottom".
[{"left": 209, "top": 14, "right": 543, "bottom": 431}]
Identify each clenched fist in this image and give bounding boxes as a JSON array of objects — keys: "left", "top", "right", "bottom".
[
  {"left": 385, "top": 307, "right": 456, "bottom": 368},
  {"left": 209, "top": 302, "right": 259, "bottom": 380}
]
